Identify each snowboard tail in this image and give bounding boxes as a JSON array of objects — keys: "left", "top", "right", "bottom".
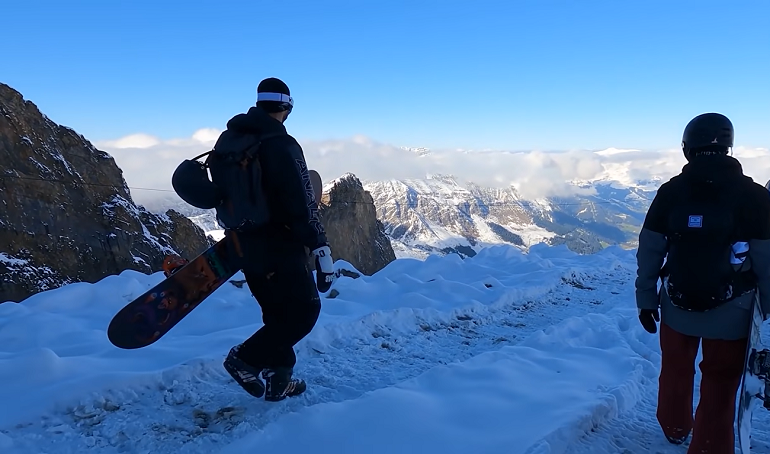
[
  {"left": 309, "top": 170, "right": 322, "bottom": 205},
  {"left": 107, "top": 239, "right": 237, "bottom": 349},
  {"left": 737, "top": 292, "right": 769, "bottom": 453}
]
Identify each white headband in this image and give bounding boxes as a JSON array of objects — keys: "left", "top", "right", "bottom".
[{"left": 257, "top": 91, "right": 294, "bottom": 106}]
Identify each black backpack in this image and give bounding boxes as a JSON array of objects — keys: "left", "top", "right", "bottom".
[
  {"left": 171, "top": 130, "right": 280, "bottom": 232},
  {"left": 662, "top": 181, "right": 753, "bottom": 311}
]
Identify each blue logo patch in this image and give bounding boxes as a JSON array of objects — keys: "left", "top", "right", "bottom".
[{"left": 688, "top": 215, "right": 703, "bottom": 228}]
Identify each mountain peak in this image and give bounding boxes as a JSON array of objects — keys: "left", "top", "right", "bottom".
[{"left": 400, "top": 146, "right": 431, "bottom": 156}]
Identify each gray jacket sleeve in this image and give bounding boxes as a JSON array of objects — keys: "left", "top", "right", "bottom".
[
  {"left": 635, "top": 228, "right": 667, "bottom": 310},
  {"left": 749, "top": 239, "right": 770, "bottom": 317}
]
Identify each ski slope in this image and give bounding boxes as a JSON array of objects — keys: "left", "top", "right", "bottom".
[{"left": 1, "top": 244, "right": 768, "bottom": 454}]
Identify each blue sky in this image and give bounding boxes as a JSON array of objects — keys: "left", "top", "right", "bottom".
[{"left": 4, "top": 0, "right": 769, "bottom": 152}]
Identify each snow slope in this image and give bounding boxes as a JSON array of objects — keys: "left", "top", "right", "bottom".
[
  {"left": 1, "top": 244, "right": 768, "bottom": 454},
  {"left": 223, "top": 310, "right": 656, "bottom": 454}
]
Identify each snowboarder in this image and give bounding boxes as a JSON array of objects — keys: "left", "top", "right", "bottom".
[
  {"left": 210, "top": 77, "right": 336, "bottom": 402},
  {"left": 635, "top": 112, "right": 770, "bottom": 452}
]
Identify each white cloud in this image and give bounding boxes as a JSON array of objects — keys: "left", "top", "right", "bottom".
[
  {"left": 191, "top": 128, "right": 221, "bottom": 143},
  {"left": 99, "top": 133, "right": 161, "bottom": 149},
  {"left": 96, "top": 129, "right": 769, "bottom": 206},
  {"left": 95, "top": 129, "right": 219, "bottom": 197},
  {"left": 733, "top": 146, "right": 770, "bottom": 186},
  {"left": 594, "top": 147, "right": 641, "bottom": 157}
]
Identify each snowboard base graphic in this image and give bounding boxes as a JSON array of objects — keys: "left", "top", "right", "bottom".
[{"left": 107, "top": 239, "right": 237, "bottom": 349}]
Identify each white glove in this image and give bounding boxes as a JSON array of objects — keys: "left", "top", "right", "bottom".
[{"left": 312, "top": 245, "right": 335, "bottom": 292}]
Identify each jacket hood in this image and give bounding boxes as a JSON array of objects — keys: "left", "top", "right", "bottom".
[
  {"left": 681, "top": 154, "right": 743, "bottom": 184},
  {"left": 225, "top": 106, "right": 287, "bottom": 136}
]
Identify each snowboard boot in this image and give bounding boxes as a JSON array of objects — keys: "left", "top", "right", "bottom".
[
  {"left": 262, "top": 368, "right": 307, "bottom": 402},
  {"left": 665, "top": 435, "right": 687, "bottom": 445},
  {"left": 223, "top": 345, "right": 265, "bottom": 398}
]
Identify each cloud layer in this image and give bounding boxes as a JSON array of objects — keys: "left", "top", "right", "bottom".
[{"left": 96, "top": 129, "right": 769, "bottom": 205}]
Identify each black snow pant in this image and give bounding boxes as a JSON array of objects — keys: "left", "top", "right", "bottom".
[{"left": 237, "top": 259, "right": 321, "bottom": 370}]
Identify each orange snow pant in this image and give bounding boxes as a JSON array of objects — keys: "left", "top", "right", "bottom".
[{"left": 657, "top": 322, "right": 748, "bottom": 454}]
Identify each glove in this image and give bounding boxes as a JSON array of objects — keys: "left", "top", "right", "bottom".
[
  {"left": 312, "top": 245, "right": 335, "bottom": 293},
  {"left": 638, "top": 308, "right": 660, "bottom": 334}
]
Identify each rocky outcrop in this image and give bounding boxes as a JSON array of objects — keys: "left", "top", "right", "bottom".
[
  {"left": 316, "top": 173, "right": 396, "bottom": 275},
  {"left": 0, "top": 83, "right": 212, "bottom": 302}
]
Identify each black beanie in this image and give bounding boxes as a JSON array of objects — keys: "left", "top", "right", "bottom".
[{"left": 256, "top": 77, "right": 293, "bottom": 113}]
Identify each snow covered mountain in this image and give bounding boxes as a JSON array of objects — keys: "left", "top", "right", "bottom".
[
  {"left": 150, "top": 172, "right": 656, "bottom": 259},
  {"left": 139, "top": 195, "right": 225, "bottom": 240},
  {"left": 364, "top": 174, "right": 656, "bottom": 259}
]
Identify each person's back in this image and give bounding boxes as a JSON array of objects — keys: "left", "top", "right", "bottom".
[
  {"left": 651, "top": 153, "right": 768, "bottom": 325},
  {"left": 635, "top": 112, "right": 770, "bottom": 452},
  {"left": 211, "top": 77, "right": 336, "bottom": 402},
  {"left": 210, "top": 89, "right": 327, "bottom": 271}
]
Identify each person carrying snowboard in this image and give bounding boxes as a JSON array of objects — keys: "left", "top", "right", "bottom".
[
  {"left": 635, "top": 112, "right": 770, "bottom": 452},
  {"left": 204, "top": 77, "right": 336, "bottom": 401}
]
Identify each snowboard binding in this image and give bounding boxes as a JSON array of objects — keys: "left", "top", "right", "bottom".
[
  {"left": 748, "top": 348, "right": 770, "bottom": 410},
  {"left": 162, "top": 254, "right": 189, "bottom": 277}
]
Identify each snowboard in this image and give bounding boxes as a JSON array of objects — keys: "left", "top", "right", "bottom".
[
  {"left": 739, "top": 179, "right": 770, "bottom": 451},
  {"left": 107, "top": 169, "right": 324, "bottom": 349},
  {"left": 737, "top": 292, "right": 770, "bottom": 453},
  {"left": 309, "top": 169, "right": 322, "bottom": 206}
]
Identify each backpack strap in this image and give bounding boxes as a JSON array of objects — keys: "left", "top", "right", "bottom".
[
  {"left": 192, "top": 150, "right": 213, "bottom": 168},
  {"left": 193, "top": 150, "right": 213, "bottom": 161},
  {"left": 243, "top": 131, "right": 284, "bottom": 205}
]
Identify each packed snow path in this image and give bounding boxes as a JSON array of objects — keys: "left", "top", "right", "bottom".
[{"left": 1, "top": 244, "right": 769, "bottom": 453}]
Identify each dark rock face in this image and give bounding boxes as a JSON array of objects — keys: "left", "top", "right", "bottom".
[
  {"left": 0, "top": 83, "right": 212, "bottom": 302},
  {"left": 314, "top": 173, "right": 396, "bottom": 275}
]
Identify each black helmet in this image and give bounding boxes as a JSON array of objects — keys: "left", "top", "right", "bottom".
[{"left": 681, "top": 113, "right": 733, "bottom": 161}]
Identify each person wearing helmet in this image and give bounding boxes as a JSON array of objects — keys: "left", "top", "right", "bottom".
[
  {"left": 635, "top": 113, "right": 770, "bottom": 452},
  {"left": 214, "top": 77, "right": 336, "bottom": 402}
]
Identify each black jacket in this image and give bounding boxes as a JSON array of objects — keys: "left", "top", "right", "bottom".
[
  {"left": 641, "top": 155, "right": 770, "bottom": 238},
  {"left": 635, "top": 154, "right": 770, "bottom": 315},
  {"left": 219, "top": 106, "right": 328, "bottom": 268}
]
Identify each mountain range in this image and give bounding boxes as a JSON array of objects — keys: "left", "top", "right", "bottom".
[
  {"left": 363, "top": 174, "right": 655, "bottom": 258},
  {"left": 144, "top": 170, "right": 658, "bottom": 259}
]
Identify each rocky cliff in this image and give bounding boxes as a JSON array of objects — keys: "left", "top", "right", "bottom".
[
  {"left": 315, "top": 173, "right": 396, "bottom": 275},
  {"left": 0, "top": 83, "right": 212, "bottom": 302}
]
